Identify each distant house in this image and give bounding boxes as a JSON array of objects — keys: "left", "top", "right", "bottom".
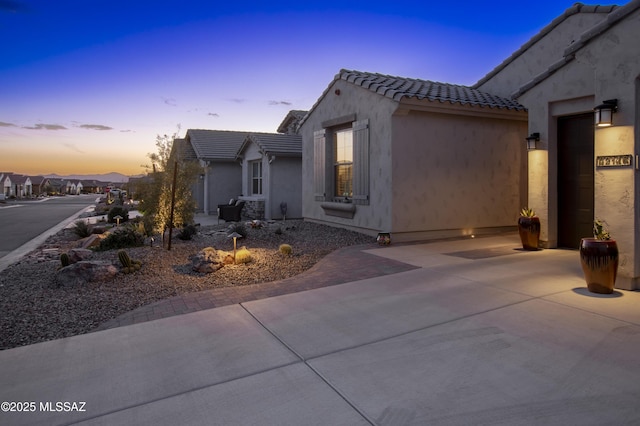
[
  {"left": 183, "top": 110, "right": 306, "bottom": 220},
  {"left": 299, "top": 69, "right": 527, "bottom": 241},
  {"left": 28, "top": 176, "right": 50, "bottom": 196},
  {"left": 47, "top": 179, "right": 66, "bottom": 195},
  {"left": 235, "top": 132, "right": 302, "bottom": 220},
  {"left": 1, "top": 173, "right": 32, "bottom": 198},
  {"left": 79, "top": 180, "right": 97, "bottom": 194},
  {"left": 181, "top": 129, "right": 248, "bottom": 215}
]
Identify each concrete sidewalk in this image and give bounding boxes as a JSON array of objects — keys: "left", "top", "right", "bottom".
[{"left": 2, "top": 234, "right": 640, "bottom": 425}]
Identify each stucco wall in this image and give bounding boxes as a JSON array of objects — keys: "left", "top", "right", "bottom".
[
  {"left": 205, "top": 162, "right": 242, "bottom": 214},
  {"left": 476, "top": 11, "right": 609, "bottom": 97},
  {"left": 391, "top": 110, "right": 527, "bottom": 240},
  {"left": 517, "top": 8, "right": 640, "bottom": 288},
  {"left": 301, "top": 79, "right": 397, "bottom": 235},
  {"left": 270, "top": 157, "right": 302, "bottom": 219}
]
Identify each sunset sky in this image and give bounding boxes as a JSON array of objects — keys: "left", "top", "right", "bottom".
[{"left": 0, "top": 0, "right": 613, "bottom": 177}]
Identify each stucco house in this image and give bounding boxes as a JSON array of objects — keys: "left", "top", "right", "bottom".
[
  {"left": 299, "top": 70, "right": 528, "bottom": 242},
  {"left": 299, "top": 1, "right": 640, "bottom": 289},
  {"left": 28, "top": 176, "right": 50, "bottom": 196},
  {"left": 184, "top": 110, "right": 305, "bottom": 220},
  {"left": 235, "top": 132, "right": 302, "bottom": 220},
  {"left": 472, "top": 0, "right": 640, "bottom": 289},
  {"left": 181, "top": 129, "right": 248, "bottom": 216},
  {"left": 1, "top": 173, "right": 32, "bottom": 198}
]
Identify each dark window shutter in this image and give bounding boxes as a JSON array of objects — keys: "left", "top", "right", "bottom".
[
  {"left": 352, "top": 119, "right": 369, "bottom": 205},
  {"left": 313, "top": 129, "right": 326, "bottom": 201}
]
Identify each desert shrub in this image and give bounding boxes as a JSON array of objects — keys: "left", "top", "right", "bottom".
[
  {"left": 72, "top": 220, "right": 91, "bottom": 238},
  {"left": 235, "top": 247, "right": 252, "bottom": 264},
  {"left": 228, "top": 223, "right": 247, "bottom": 238},
  {"left": 279, "top": 244, "right": 292, "bottom": 255},
  {"left": 177, "top": 224, "right": 198, "bottom": 240},
  {"left": 95, "top": 227, "right": 145, "bottom": 251},
  {"left": 107, "top": 206, "right": 129, "bottom": 224},
  {"left": 274, "top": 226, "right": 283, "bottom": 235}
]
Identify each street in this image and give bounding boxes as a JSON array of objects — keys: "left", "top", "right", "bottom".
[{"left": 0, "top": 194, "right": 96, "bottom": 261}]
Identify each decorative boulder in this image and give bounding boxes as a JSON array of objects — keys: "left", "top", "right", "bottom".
[
  {"left": 68, "top": 248, "right": 93, "bottom": 263},
  {"left": 54, "top": 261, "right": 118, "bottom": 287},
  {"left": 190, "top": 247, "right": 224, "bottom": 273}
]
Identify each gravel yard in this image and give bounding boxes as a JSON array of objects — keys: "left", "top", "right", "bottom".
[{"left": 0, "top": 220, "right": 373, "bottom": 350}]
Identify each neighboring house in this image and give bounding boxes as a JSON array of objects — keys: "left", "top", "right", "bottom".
[
  {"left": 1, "top": 173, "right": 32, "bottom": 198},
  {"left": 299, "top": 69, "right": 527, "bottom": 242},
  {"left": 74, "top": 181, "right": 83, "bottom": 195},
  {"left": 235, "top": 132, "right": 302, "bottom": 220},
  {"left": 80, "top": 180, "right": 105, "bottom": 194},
  {"left": 28, "top": 176, "right": 50, "bottom": 196},
  {"left": 183, "top": 110, "right": 306, "bottom": 220},
  {"left": 473, "top": 1, "right": 640, "bottom": 289},
  {"left": 182, "top": 129, "right": 248, "bottom": 215},
  {"left": 47, "top": 179, "right": 66, "bottom": 195}
]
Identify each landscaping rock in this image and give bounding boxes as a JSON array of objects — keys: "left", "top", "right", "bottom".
[
  {"left": 190, "top": 247, "right": 225, "bottom": 273},
  {"left": 54, "top": 261, "right": 118, "bottom": 287},
  {"left": 68, "top": 248, "right": 93, "bottom": 263},
  {"left": 76, "top": 234, "right": 105, "bottom": 249}
]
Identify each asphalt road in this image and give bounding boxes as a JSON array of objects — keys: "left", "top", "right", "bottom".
[{"left": 0, "top": 194, "right": 96, "bottom": 264}]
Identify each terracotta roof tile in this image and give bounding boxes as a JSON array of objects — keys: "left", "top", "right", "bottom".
[
  {"left": 338, "top": 69, "right": 525, "bottom": 110},
  {"left": 185, "top": 129, "right": 249, "bottom": 161},
  {"left": 237, "top": 133, "right": 302, "bottom": 160}
]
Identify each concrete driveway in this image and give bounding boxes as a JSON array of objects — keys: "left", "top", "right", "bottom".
[{"left": 1, "top": 234, "right": 640, "bottom": 425}]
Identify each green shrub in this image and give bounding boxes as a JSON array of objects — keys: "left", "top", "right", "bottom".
[
  {"left": 95, "top": 227, "right": 145, "bottom": 251},
  {"left": 60, "top": 252, "right": 70, "bottom": 267},
  {"left": 72, "top": 220, "right": 91, "bottom": 238},
  {"left": 235, "top": 247, "right": 252, "bottom": 264},
  {"left": 177, "top": 224, "right": 198, "bottom": 240},
  {"left": 279, "top": 244, "right": 292, "bottom": 255},
  {"left": 107, "top": 206, "right": 129, "bottom": 224},
  {"left": 229, "top": 223, "right": 247, "bottom": 238},
  {"left": 274, "top": 226, "right": 283, "bottom": 235}
]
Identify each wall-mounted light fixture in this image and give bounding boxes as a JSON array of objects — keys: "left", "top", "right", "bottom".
[
  {"left": 594, "top": 99, "right": 618, "bottom": 127},
  {"left": 525, "top": 132, "right": 540, "bottom": 150}
]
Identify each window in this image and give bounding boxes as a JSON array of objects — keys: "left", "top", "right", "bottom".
[
  {"left": 251, "top": 160, "right": 262, "bottom": 195},
  {"left": 313, "top": 118, "right": 369, "bottom": 205},
  {"left": 334, "top": 128, "right": 353, "bottom": 197}
]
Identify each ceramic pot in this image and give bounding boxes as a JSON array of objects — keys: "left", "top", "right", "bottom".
[
  {"left": 579, "top": 238, "right": 618, "bottom": 294},
  {"left": 518, "top": 216, "right": 540, "bottom": 250}
]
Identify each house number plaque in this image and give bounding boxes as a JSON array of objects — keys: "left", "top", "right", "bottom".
[{"left": 596, "top": 155, "right": 633, "bottom": 168}]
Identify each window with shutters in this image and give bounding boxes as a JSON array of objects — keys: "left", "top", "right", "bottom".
[
  {"left": 250, "top": 160, "right": 262, "bottom": 195},
  {"left": 334, "top": 128, "right": 353, "bottom": 198},
  {"left": 313, "top": 118, "right": 369, "bottom": 207}
]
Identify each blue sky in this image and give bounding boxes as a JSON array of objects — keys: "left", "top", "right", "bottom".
[{"left": 0, "top": 0, "right": 614, "bottom": 176}]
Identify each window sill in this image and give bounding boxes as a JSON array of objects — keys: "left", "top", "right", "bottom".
[{"left": 321, "top": 202, "right": 356, "bottom": 219}]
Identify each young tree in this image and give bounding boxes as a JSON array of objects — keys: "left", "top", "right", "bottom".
[{"left": 139, "top": 126, "right": 200, "bottom": 235}]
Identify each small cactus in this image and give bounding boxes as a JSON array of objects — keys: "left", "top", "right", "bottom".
[
  {"left": 118, "top": 250, "right": 132, "bottom": 268},
  {"left": 279, "top": 244, "right": 292, "bottom": 255},
  {"left": 60, "top": 252, "right": 70, "bottom": 267},
  {"left": 235, "top": 247, "right": 252, "bottom": 264}
]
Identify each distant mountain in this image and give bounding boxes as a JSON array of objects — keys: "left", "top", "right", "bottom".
[{"left": 45, "top": 172, "right": 131, "bottom": 183}]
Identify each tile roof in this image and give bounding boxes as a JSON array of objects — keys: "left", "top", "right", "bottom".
[
  {"left": 237, "top": 133, "right": 302, "bottom": 159},
  {"left": 300, "top": 69, "right": 525, "bottom": 127},
  {"left": 338, "top": 69, "right": 524, "bottom": 109},
  {"left": 277, "top": 110, "right": 308, "bottom": 134},
  {"left": 185, "top": 129, "right": 250, "bottom": 161},
  {"left": 172, "top": 138, "right": 198, "bottom": 161}
]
